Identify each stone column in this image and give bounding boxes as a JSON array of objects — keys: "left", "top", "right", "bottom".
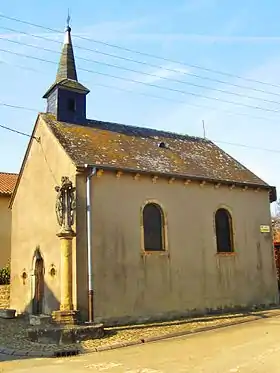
[
  {"left": 52, "top": 177, "right": 78, "bottom": 324},
  {"left": 58, "top": 231, "right": 75, "bottom": 311}
]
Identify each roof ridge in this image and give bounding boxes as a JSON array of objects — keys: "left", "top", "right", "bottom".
[
  {"left": 41, "top": 112, "right": 209, "bottom": 142},
  {"left": 86, "top": 118, "right": 210, "bottom": 142}
]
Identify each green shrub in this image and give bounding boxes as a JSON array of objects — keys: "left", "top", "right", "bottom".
[{"left": 0, "top": 262, "right": 10, "bottom": 285}]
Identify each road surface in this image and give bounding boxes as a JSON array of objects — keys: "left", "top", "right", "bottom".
[{"left": 1, "top": 314, "right": 280, "bottom": 372}]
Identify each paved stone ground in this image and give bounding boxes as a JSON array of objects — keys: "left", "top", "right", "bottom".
[
  {"left": 0, "top": 309, "right": 277, "bottom": 356},
  {"left": 2, "top": 312, "right": 280, "bottom": 372}
]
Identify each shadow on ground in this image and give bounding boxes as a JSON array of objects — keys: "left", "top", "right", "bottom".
[
  {"left": 110, "top": 308, "right": 279, "bottom": 332},
  {"left": 0, "top": 306, "right": 279, "bottom": 363}
]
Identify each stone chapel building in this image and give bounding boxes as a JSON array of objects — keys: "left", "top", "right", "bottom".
[{"left": 9, "top": 24, "right": 279, "bottom": 324}]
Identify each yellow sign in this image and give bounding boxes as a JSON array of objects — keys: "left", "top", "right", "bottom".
[{"left": 260, "top": 225, "right": 270, "bottom": 233}]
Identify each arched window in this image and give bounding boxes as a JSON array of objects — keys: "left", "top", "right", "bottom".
[
  {"left": 143, "top": 203, "right": 165, "bottom": 251},
  {"left": 215, "top": 208, "right": 234, "bottom": 253}
]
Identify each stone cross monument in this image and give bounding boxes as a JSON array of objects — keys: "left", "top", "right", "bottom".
[{"left": 52, "top": 176, "right": 78, "bottom": 324}]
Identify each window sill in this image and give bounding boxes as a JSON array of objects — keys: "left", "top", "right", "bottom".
[
  {"left": 141, "top": 250, "right": 170, "bottom": 257},
  {"left": 216, "top": 252, "right": 236, "bottom": 257}
]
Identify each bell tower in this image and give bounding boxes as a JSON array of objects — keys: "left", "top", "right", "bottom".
[{"left": 43, "top": 18, "right": 90, "bottom": 123}]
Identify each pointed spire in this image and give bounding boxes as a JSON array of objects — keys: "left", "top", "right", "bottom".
[
  {"left": 43, "top": 16, "right": 89, "bottom": 109},
  {"left": 56, "top": 15, "right": 77, "bottom": 82}
]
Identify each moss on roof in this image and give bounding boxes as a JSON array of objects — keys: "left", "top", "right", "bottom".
[{"left": 41, "top": 113, "right": 268, "bottom": 188}]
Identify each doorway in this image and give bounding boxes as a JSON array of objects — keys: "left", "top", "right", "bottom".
[{"left": 33, "top": 257, "right": 44, "bottom": 315}]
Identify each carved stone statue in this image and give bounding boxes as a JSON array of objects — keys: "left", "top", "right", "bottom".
[
  {"left": 55, "top": 186, "right": 63, "bottom": 226},
  {"left": 55, "top": 177, "right": 76, "bottom": 232}
]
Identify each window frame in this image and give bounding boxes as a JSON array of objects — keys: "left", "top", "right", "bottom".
[
  {"left": 214, "top": 207, "right": 234, "bottom": 254},
  {"left": 140, "top": 200, "right": 168, "bottom": 255}
]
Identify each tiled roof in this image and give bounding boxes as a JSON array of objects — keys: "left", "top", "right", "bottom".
[
  {"left": 0, "top": 172, "right": 18, "bottom": 195},
  {"left": 42, "top": 113, "right": 269, "bottom": 188}
]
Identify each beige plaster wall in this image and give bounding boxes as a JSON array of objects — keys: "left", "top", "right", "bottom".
[
  {"left": 85, "top": 172, "right": 278, "bottom": 324},
  {"left": 0, "top": 195, "right": 12, "bottom": 269},
  {"left": 10, "top": 117, "right": 76, "bottom": 315},
  {"left": 75, "top": 173, "right": 90, "bottom": 319}
]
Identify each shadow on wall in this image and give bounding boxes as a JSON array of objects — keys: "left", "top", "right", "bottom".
[
  {"left": 19, "top": 247, "right": 60, "bottom": 315},
  {"left": 22, "top": 280, "right": 60, "bottom": 316}
]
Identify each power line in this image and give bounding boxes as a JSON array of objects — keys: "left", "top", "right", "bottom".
[
  {"left": 0, "top": 56, "right": 42, "bottom": 73},
  {"left": 1, "top": 25, "right": 280, "bottom": 99},
  {"left": 0, "top": 47, "right": 57, "bottom": 65},
  {"left": 0, "top": 111, "right": 280, "bottom": 155},
  {"left": 1, "top": 58, "right": 279, "bottom": 124},
  {"left": 214, "top": 140, "right": 280, "bottom": 154},
  {"left": 0, "top": 99, "right": 279, "bottom": 154},
  {"left": 92, "top": 83, "right": 280, "bottom": 123},
  {"left": 1, "top": 13, "right": 279, "bottom": 90},
  {"left": 1, "top": 46, "right": 280, "bottom": 115},
  {"left": 0, "top": 102, "right": 38, "bottom": 112},
  {"left": 2, "top": 35, "right": 280, "bottom": 107},
  {"left": 0, "top": 123, "right": 39, "bottom": 140}
]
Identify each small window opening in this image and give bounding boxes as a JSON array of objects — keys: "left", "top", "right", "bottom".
[
  {"left": 68, "top": 98, "right": 76, "bottom": 112},
  {"left": 158, "top": 142, "right": 167, "bottom": 149}
]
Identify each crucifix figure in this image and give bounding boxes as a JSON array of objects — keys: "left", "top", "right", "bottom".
[{"left": 55, "top": 176, "right": 76, "bottom": 233}]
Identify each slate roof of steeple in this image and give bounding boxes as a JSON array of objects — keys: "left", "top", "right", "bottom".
[
  {"left": 56, "top": 26, "right": 77, "bottom": 82},
  {"left": 43, "top": 25, "right": 89, "bottom": 98}
]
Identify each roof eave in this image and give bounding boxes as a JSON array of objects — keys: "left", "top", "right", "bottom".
[
  {"left": 0, "top": 192, "right": 12, "bottom": 197},
  {"left": 80, "top": 163, "right": 276, "bottom": 202},
  {"left": 43, "top": 81, "right": 90, "bottom": 98}
]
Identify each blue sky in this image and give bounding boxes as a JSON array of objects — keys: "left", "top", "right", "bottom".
[{"left": 1, "top": 1, "right": 280, "bottom": 211}]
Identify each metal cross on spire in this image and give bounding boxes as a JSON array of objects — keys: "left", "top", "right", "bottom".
[{"left": 66, "top": 9, "right": 71, "bottom": 29}]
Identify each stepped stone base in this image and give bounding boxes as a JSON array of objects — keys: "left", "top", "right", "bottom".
[
  {"left": 27, "top": 323, "right": 104, "bottom": 345},
  {"left": 29, "top": 314, "right": 51, "bottom": 326},
  {"left": 52, "top": 310, "right": 79, "bottom": 325}
]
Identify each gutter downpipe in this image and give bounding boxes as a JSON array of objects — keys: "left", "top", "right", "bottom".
[{"left": 85, "top": 164, "right": 96, "bottom": 323}]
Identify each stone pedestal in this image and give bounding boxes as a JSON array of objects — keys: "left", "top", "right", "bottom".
[
  {"left": 52, "top": 229, "right": 78, "bottom": 325},
  {"left": 29, "top": 314, "right": 51, "bottom": 326},
  {"left": 52, "top": 310, "right": 79, "bottom": 325}
]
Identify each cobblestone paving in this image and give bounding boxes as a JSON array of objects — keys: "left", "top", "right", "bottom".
[
  {"left": 0, "top": 310, "right": 277, "bottom": 354},
  {"left": 0, "top": 317, "right": 78, "bottom": 353}
]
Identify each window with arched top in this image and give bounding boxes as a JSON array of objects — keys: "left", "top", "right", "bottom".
[
  {"left": 143, "top": 203, "right": 165, "bottom": 251},
  {"left": 215, "top": 208, "right": 234, "bottom": 253}
]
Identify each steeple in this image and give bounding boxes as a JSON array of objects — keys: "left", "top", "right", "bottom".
[
  {"left": 43, "top": 17, "right": 90, "bottom": 124},
  {"left": 55, "top": 24, "right": 78, "bottom": 82}
]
